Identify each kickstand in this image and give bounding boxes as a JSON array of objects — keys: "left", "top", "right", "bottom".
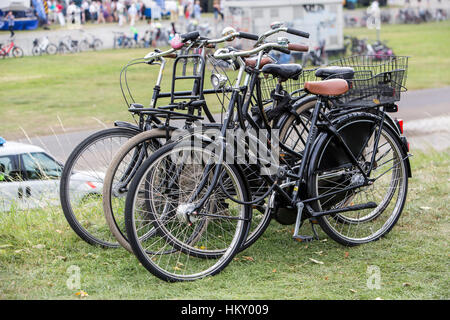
[
  {"left": 292, "top": 202, "right": 315, "bottom": 242},
  {"left": 310, "top": 219, "right": 320, "bottom": 241}
]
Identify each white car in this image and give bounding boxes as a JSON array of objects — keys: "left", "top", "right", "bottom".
[{"left": 0, "top": 137, "right": 103, "bottom": 212}]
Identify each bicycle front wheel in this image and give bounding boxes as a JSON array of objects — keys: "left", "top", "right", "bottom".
[
  {"left": 103, "top": 129, "right": 166, "bottom": 252},
  {"left": 125, "top": 141, "right": 250, "bottom": 282},
  {"left": 60, "top": 127, "right": 139, "bottom": 247}
]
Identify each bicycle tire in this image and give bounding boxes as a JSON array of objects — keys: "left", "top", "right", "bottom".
[
  {"left": 125, "top": 141, "right": 251, "bottom": 282},
  {"left": 307, "top": 112, "right": 408, "bottom": 246},
  {"left": 103, "top": 129, "right": 167, "bottom": 252},
  {"left": 12, "top": 46, "right": 24, "bottom": 58},
  {"left": 32, "top": 46, "right": 41, "bottom": 56},
  {"left": 46, "top": 44, "right": 58, "bottom": 55},
  {"left": 60, "top": 127, "right": 139, "bottom": 247}
]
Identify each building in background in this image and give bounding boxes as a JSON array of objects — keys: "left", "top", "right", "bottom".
[{"left": 222, "top": 0, "right": 344, "bottom": 51}]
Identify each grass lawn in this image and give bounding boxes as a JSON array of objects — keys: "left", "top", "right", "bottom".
[
  {"left": 0, "top": 150, "right": 448, "bottom": 299},
  {"left": 344, "top": 21, "right": 450, "bottom": 90},
  {"left": 1, "top": 21, "right": 450, "bottom": 139}
]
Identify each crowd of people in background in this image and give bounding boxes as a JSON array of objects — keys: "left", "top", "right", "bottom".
[{"left": 26, "top": 0, "right": 224, "bottom": 28}]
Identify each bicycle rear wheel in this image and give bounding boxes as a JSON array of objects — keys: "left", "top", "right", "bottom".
[
  {"left": 60, "top": 127, "right": 139, "bottom": 247},
  {"left": 125, "top": 141, "right": 250, "bottom": 282},
  {"left": 12, "top": 47, "right": 23, "bottom": 58},
  {"left": 308, "top": 113, "right": 408, "bottom": 246},
  {"left": 46, "top": 44, "right": 58, "bottom": 55}
]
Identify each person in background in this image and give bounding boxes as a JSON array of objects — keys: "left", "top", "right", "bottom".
[
  {"left": 111, "top": 0, "right": 118, "bottom": 22},
  {"left": 213, "top": 0, "right": 223, "bottom": 21},
  {"left": 67, "top": 1, "right": 77, "bottom": 24},
  {"left": 81, "top": 0, "right": 89, "bottom": 23},
  {"left": 130, "top": 25, "right": 138, "bottom": 42},
  {"left": 135, "top": 0, "right": 142, "bottom": 21},
  {"left": 98, "top": 0, "right": 106, "bottom": 23},
  {"left": 48, "top": 0, "right": 56, "bottom": 24},
  {"left": 128, "top": 1, "right": 137, "bottom": 26},
  {"left": 89, "top": 0, "right": 97, "bottom": 22},
  {"left": 5, "top": 11, "right": 15, "bottom": 38},
  {"left": 193, "top": 0, "right": 201, "bottom": 20},
  {"left": 117, "top": 0, "right": 126, "bottom": 26},
  {"left": 104, "top": 0, "right": 113, "bottom": 22},
  {"left": 56, "top": 0, "right": 66, "bottom": 25}
]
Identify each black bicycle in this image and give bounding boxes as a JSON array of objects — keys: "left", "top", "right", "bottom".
[{"left": 123, "top": 38, "right": 411, "bottom": 282}]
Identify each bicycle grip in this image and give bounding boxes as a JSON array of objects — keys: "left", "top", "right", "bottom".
[
  {"left": 164, "top": 52, "right": 178, "bottom": 59},
  {"left": 288, "top": 43, "right": 309, "bottom": 52},
  {"left": 286, "top": 28, "right": 310, "bottom": 39},
  {"left": 274, "top": 47, "right": 291, "bottom": 54},
  {"left": 237, "top": 32, "right": 259, "bottom": 41},
  {"left": 180, "top": 31, "right": 200, "bottom": 42}
]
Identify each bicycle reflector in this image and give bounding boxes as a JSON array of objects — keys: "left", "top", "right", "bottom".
[
  {"left": 0, "top": 137, "right": 5, "bottom": 146},
  {"left": 397, "top": 119, "right": 404, "bottom": 134}
]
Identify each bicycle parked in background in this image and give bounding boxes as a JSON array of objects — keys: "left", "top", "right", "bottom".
[
  {"left": 0, "top": 37, "right": 23, "bottom": 58},
  {"left": 78, "top": 30, "right": 103, "bottom": 51},
  {"left": 32, "top": 36, "right": 58, "bottom": 56},
  {"left": 57, "top": 35, "right": 79, "bottom": 54}
]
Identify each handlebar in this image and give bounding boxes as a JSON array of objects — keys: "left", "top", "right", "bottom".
[
  {"left": 286, "top": 28, "right": 310, "bottom": 39},
  {"left": 273, "top": 47, "right": 291, "bottom": 55},
  {"left": 143, "top": 29, "right": 258, "bottom": 61},
  {"left": 237, "top": 32, "right": 259, "bottom": 41},
  {"left": 255, "top": 25, "right": 310, "bottom": 46},
  {"left": 287, "top": 43, "right": 309, "bottom": 52},
  {"left": 214, "top": 40, "right": 308, "bottom": 61}
]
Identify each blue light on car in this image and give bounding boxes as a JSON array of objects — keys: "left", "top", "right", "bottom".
[{"left": 0, "top": 137, "right": 5, "bottom": 146}]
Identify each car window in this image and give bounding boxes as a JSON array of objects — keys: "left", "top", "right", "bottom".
[
  {"left": 0, "top": 155, "right": 22, "bottom": 182},
  {"left": 21, "top": 152, "right": 62, "bottom": 180}
]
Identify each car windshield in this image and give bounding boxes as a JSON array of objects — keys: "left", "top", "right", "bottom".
[{"left": 21, "top": 152, "right": 62, "bottom": 180}]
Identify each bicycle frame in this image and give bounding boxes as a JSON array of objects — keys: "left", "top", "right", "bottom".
[
  {"left": 186, "top": 55, "right": 387, "bottom": 223},
  {"left": 0, "top": 41, "right": 14, "bottom": 55}
]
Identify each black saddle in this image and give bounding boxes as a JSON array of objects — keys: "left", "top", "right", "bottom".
[
  {"left": 315, "top": 66, "right": 355, "bottom": 80},
  {"left": 261, "top": 64, "right": 303, "bottom": 81}
]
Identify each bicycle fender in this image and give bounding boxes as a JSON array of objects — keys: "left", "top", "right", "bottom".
[{"left": 113, "top": 121, "right": 142, "bottom": 132}]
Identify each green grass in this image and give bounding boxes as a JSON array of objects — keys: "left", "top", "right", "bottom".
[
  {"left": 0, "top": 48, "right": 222, "bottom": 139},
  {"left": 1, "top": 21, "right": 450, "bottom": 139},
  {"left": 0, "top": 150, "right": 448, "bottom": 299},
  {"left": 344, "top": 20, "right": 450, "bottom": 90}
]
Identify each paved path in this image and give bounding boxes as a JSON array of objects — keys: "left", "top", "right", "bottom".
[
  {"left": 16, "top": 86, "right": 450, "bottom": 162},
  {"left": 0, "top": 17, "right": 220, "bottom": 56}
]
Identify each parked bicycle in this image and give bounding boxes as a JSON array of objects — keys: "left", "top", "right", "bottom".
[
  {"left": 59, "top": 29, "right": 261, "bottom": 248},
  {"left": 57, "top": 35, "right": 79, "bottom": 54},
  {"left": 78, "top": 30, "right": 103, "bottom": 51},
  {"left": 0, "top": 37, "right": 23, "bottom": 58},
  {"left": 113, "top": 31, "right": 136, "bottom": 49},
  {"left": 59, "top": 22, "right": 411, "bottom": 283},
  {"left": 121, "top": 36, "right": 411, "bottom": 282},
  {"left": 32, "top": 36, "right": 58, "bottom": 56}
]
